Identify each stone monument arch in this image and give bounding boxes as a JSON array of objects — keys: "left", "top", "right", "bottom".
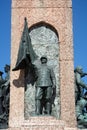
[
  {"left": 9, "top": 0, "right": 77, "bottom": 129},
  {"left": 29, "top": 21, "right": 59, "bottom": 37},
  {"left": 24, "top": 21, "right": 60, "bottom": 119}
]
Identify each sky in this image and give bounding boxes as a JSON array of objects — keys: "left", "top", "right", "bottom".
[
  {"left": 0, "top": 0, "right": 87, "bottom": 80},
  {"left": 0, "top": 0, "right": 11, "bottom": 76}
]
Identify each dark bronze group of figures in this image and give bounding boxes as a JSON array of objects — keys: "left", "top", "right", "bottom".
[
  {"left": 0, "top": 65, "right": 10, "bottom": 129},
  {"left": 0, "top": 18, "right": 87, "bottom": 129}
]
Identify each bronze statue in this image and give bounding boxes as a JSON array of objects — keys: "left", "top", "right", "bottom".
[
  {"left": 0, "top": 71, "right": 5, "bottom": 115},
  {"left": 74, "top": 66, "right": 87, "bottom": 128},
  {"left": 76, "top": 92, "right": 87, "bottom": 128},
  {"left": 33, "top": 56, "right": 56, "bottom": 115},
  {"left": 12, "top": 18, "right": 56, "bottom": 115},
  {"left": 0, "top": 65, "right": 10, "bottom": 129},
  {"left": 2, "top": 65, "right": 10, "bottom": 118},
  {"left": 74, "top": 66, "right": 87, "bottom": 104}
]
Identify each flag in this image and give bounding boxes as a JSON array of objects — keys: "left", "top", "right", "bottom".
[{"left": 12, "top": 17, "right": 38, "bottom": 71}]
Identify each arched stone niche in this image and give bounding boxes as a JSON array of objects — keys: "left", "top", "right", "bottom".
[{"left": 24, "top": 22, "right": 60, "bottom": 119}]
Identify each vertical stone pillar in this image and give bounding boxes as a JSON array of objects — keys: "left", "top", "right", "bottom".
[
  {"left": 10, "top": 0, "right": 76, "bottom": 129},
  {"left": 59, "top": 0, "right": 76, "bottom": 127}
]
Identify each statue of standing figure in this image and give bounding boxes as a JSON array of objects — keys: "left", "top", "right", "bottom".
[
  {"left": 33, "top": 56, "right": 56, "bottom": 115},
  {"left": 12, "top": 18, "right": 56, "bottom": 116}
]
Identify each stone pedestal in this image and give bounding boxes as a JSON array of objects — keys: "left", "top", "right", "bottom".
[
  {"left": 10, "top": 0, "right": 78, "bottom": 130},
  {"left": 9, "top": 117, "right": 78, "bottom": 130}
]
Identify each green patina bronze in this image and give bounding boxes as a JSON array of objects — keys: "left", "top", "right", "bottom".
[{"left": 74, "top": 66, "right": 87, "bottom": 128}]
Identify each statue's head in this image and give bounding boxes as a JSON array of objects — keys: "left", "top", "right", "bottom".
[
  {"left": 74, "top": 66, "right": 83, "bottom": 73},
  {"left": 40, "top": 55, "right": 47, "bottom": 64},
  {"left": 4, "top": 64, "right": 10, "bottom": 73}
]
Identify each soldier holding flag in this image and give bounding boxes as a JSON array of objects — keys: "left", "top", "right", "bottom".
[{"left": 12, "top": 18, "right": 56, "bottom": 115}]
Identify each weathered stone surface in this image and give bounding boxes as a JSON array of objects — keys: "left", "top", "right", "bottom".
[
  {"left": 8, "top": 127, "right": 81, "bottom": 130},
  {"left": 23, "top": 116, "right": 65, "bottom": 125},
  {"left": 64, "top": 128, "right": 78, "bottom": 130},
  {"left": 12, "top": 0, "right": 72, "bottom": 8},
  {"left": 22, "top": 117, "right": 65, "bottom": 130},
  {"left": 60, "top": 60, "right": 76, "bottom": 127},
  {"left": 9, "top": 70, "right": 25, "bottom": 127},
  {"left": 11, "top": 7, "right": 66, "bottom": 45},
  {"left": 9, "top": 128, "right": 21, "bottom": 130}
]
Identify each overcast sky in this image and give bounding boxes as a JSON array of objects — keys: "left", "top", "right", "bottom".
[{"left": 0, "top": 0, "right": 87, "bottom": 80}]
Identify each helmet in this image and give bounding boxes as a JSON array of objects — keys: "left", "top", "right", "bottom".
[{"left": 74, "top": 66, "right": 82, "bottom": 73}]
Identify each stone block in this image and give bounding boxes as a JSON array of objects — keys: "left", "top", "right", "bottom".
[
  {"left": 12, "top": 0, "right": 68, "bottom": 8},
  {"left": 64, "top": 128, "right": 78, "bottom": 130}
]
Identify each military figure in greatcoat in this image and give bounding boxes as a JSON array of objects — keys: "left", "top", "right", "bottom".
[{"left": 34, "top": 56, "right": 56, "bottom": 115}]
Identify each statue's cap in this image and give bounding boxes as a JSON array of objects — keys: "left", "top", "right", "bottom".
[
  {"left": 24, "top": 17, "right": 27, "bottom": 21},
  {"left": 0, "top": 71, "right": 3, "bottom": 75},
  {"left": 40, "top": 55, "right": 47, "bottom": 61}
]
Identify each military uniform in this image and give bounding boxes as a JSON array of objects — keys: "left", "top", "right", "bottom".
[{"left": 34, "top": 62, "right": 56, "bottom": 115}]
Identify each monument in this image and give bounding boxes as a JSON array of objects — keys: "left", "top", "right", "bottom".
[{"left": 9, "top": 0, "right": 78, "bottom": 129}]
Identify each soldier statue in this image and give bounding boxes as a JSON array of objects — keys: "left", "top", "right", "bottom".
[
  {"left": 33, "top": 56, "right": 56, "bottom": 115},
  {"left": 0, "top": 71, "right": 5, "bottom": 116},
  {"left": 0, "top": 65, "right": 10, "bottom": 129},
  {"left": 76, "top": 92, "right": 87, "bottom": 128},
  {"left": 74, "top": 66, "right": 87, "bottom": 104},
  {"left": 12, "top": 18, "right": 56, "bottom": 115},
  {"left": 74, "top": 66, "right": 87, "bottom": 128},
  {"left": 2, "top": 64, "right": 10, "bottom": 118}
]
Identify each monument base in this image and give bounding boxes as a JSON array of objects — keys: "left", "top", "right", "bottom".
[
  {"left": 8, "top": 127, "right": 79, "bottom": 130},
  {"left": 8, "top": 116, "right": 80, "bottom": 130}
]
